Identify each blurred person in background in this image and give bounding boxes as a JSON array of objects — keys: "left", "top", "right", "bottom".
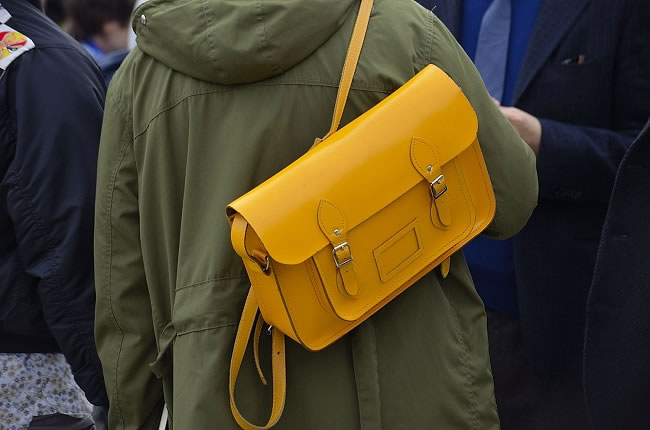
[
  {"left": 417, "top": 0, "right": 650, "bottom": 428},
  {"left": 584, "top": 119, "right": 650, "bottom": 429},
  {"left": 64, "top": 0, "right": 134, "bottom": 84},
  {"left": 0, "top": 0, "right": 107, "bottom": 428}
]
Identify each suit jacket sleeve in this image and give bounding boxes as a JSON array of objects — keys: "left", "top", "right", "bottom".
[
  {"left": 5, "top": 48, "right": 108, "bottom": 407},
  {"left": 428, "top": 12, "right": 539, "bottom": 240},
  {"left": 94, "top": 81, "right": 164, "bottom": 429},
  {"left": 536, "top": 0, "right": 650, "bottom": 203}
]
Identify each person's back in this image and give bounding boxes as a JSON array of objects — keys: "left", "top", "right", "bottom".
[{"left": 95, "top": 0, "right": 538, "bottom": 428}]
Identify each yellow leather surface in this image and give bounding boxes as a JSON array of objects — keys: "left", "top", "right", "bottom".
[
  {"left": 227, "top": 65, "right": 479, "bottom": 266},
  {"left": 239, "top": 139, "right": 493, "bottom": 350},
  {"left": 229, "top": 291, "right": 286, "bottom": 430},
  {"left": 373, "top": 219, "right": 423, "bottom": 283},
  {"left": 228, "top": 69, "right": 496, "bottom": 350},
  {"left": 313, "top": 171, "right": 474, "bottom": 322}
]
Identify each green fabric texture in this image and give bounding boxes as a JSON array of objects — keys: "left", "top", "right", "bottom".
[
  {"left": 95, "top": 0, "right": 538, "bottom": 429},
  {"left": 134, "top": 0, "right": 356, "bottom": 84}
]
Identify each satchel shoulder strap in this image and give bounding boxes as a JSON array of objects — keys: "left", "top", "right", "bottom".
[
  {"left": 315, "top": 0, "right": 374, "bottom": 145},
  {"left": 229, "top": 2, "right": 374, "bottom": 428}
]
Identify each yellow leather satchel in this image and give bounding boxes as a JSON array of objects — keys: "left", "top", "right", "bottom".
[{"left": 226, "top": 0, "right": 495, "bottom": 428}]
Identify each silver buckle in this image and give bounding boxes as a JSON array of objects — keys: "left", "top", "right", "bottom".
[
  {"left": 250, "top": 255, "right": 271, "bottom": 275},
  {"left": 430, "top": 174, "right": 448, "bottom": 199},
  {"left": 332, "top": 242, "right": 353, "bottom": 268}
]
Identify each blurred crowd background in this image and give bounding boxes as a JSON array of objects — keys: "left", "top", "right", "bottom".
[{"left": 41, "top": 0, "right": 135, "bottom": 83}]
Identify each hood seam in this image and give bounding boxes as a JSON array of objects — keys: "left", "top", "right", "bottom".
[
  {"left": 200, "top": 0, "right": 225, "bottom": 79},
  {"left": 257, "top": 0, "right": 282, "bottom": 76}
]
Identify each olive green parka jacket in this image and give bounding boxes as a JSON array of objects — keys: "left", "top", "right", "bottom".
[{"left": 94, "top": 0, "right": 538, "bottom": 429}]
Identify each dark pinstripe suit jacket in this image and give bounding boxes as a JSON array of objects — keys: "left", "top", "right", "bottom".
[
  {"left": 418, "top": 0, "right": 650, "bottom": 379},
  {"left": 584, "top": 120, "right": 650, "bottom": 429}
]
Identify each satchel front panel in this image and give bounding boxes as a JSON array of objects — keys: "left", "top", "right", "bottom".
[
  {"left": 241, "top": 139, "right": 495, "bottom": 351},
  {"left": 311, "top": 155, "right": 475, "bottom": 322},
  {"left": 230, "top": 66, "right": 497, "bottom": 351}
]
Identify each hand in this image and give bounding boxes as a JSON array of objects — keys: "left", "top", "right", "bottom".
[{"left": 499, "top": 106, "right": 542, "bottom": 156}]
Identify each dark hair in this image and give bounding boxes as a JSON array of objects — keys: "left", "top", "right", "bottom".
[
  {"left": 64, "top": 0, "right": 135, "bottom": 40},
  {"left": 43, "top": 0, "right": 66, "bottom": 24}
]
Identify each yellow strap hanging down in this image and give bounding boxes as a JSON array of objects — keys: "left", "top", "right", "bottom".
[
  {"left": 229, "top": 290, "right": 286, "bottom": 430},
  {"left": 229, "top": 0, "right": 374, "bottom": 428}
]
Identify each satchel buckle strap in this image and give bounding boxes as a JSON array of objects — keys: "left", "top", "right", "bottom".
[
  {"left": 410, "top": 138, "right": 452, "bottom": 228},
  {"left": 230, "top": 291, "right": 286, "bottom": 430},
  {"left": 333, "top": 242, "right": 353, "bottom": 268},
  {"left": 250, "top": 252, "right": 271, "bottom": 275},
  {"left": 430, "top": 174, "right": 448, "bottom": 200}
]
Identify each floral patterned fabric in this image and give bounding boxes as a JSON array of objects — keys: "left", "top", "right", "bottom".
[{"left": 0, "top": 353, "right": 93, "bottom": 430}]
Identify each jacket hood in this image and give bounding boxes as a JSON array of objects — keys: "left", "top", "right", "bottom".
[{"left": 133, "top": 0, "right": 356, "bottom": 84}]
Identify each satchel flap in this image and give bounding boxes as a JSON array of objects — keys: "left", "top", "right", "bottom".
[{"left": 227, "top": 65, "right": 478, "bottom": 265}]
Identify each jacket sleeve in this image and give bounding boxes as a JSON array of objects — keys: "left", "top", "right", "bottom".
[
  {"left": 536, "top": 0, "right": 650, "bottom": 204},
  {"left": 94, "top": 85, "right": 164, "bottom": 430},
  {"left": 428, "top": 13, "right": 539, "bottom": 240},
  {"left": 5, "top": 48, "right": 108, "bottom": 406}
]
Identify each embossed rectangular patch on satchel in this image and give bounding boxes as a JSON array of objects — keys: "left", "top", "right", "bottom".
[{"left": 373, "top": 219, "right": 424, "bottom": 283}]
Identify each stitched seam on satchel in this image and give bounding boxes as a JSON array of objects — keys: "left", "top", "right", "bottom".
[
  {"left": 410, "top": 137, "right": 440, "bottom": 175},
  {"left": 373, "top": 219, "right": 423, "bottom": 283},
  {"left": 318, "top": 200, "right": 346, "bottom": 235},
  {"left": 306, "top": 259, "right": 330, "bottom": 311}
]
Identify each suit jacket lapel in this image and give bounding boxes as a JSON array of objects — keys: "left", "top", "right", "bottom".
[
  {"left": 432, "top": 0, "right": 462, "bottom": 38},
  {"left": 512, "top": 0, "right": 589, "bottom": 105}
]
